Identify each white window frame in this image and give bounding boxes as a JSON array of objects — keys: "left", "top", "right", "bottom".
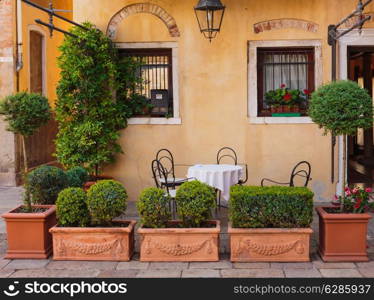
[
  {"left": 248, "top": 39, "right": 323, "bottom": 124},
  {"left": 28, "top": 25, "right": 47, "bottom": 96},
  {"left": 115, "top": 42, "right": 181, "bottom": 125}
]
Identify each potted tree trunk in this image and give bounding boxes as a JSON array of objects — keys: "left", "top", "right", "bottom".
[
  {"left": 137, "top": 182, "right": 220, "bottom": 262},
  {"left": 0, "top": 93, "right": 58, "bottom": 259},
  {"left": 50, "top": 180, "right": 136, "bottom": 261},
  {"left": 309, "top": 80, "right": 374, "bottom": 262},
  {"left": 228, "top": 186, "right": 314, "bottom": 262}
]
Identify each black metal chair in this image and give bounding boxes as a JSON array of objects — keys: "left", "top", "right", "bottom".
[
  {"left": 151, "top": 159, "right": 178, "bottom": 217},
  {"left": 156, "top": 149, "right": 187, "bottom": 188},
  {"left": 151, "top": 159, "right": 193, "bottom": 218},
  {"left": 261, "top": 161, "right": 312, "bottom": 187},
  {"left": 216, "top": 147, "right": 248, "bottom": 185}
]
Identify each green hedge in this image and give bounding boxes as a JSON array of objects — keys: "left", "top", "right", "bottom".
[
  {"left": 56, "top": 187, "right": 90, "bottom": 227},
  {"left": 86, "top": 180, "right": 127, "bottom": 226},
  {"left": 176, "top": 181, "right": 216, "bottom": 228},
  {"left": 229, "top": 186, "right": 314, "bottom": 228},
  {"left": 137, "top": 187, "right": 171, "bottom": 228}
]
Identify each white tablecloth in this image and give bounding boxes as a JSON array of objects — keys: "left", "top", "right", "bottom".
[{"left": 187, "top": 164, "right": 243, "bottom": 203}]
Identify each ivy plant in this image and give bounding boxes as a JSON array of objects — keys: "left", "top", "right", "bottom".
[{"left": 56, "top": 22, "right": 125, "bottom": 176}]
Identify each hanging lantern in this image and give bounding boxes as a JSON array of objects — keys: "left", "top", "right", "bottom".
[{"left": 194, "top": 0, "right": 225, "bottom": 42}]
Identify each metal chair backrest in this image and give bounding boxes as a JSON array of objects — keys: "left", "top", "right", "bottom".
[
  {"left": 156, "top": 149, "right": 176, "bottom": 179},
  {"left": 217, "top": 147, "right": 238, "bottom": 165},
  {"left": 151, "top": 159, "right": 172, "bottom": 192},
  {"left": 289, "top": 161, "right": 312, "bottom": 187}
]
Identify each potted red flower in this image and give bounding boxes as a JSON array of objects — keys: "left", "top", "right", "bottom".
[
  {"left": 264, "top": 84, "right": 305, "bottom": 116},
  {"left": 316, "top": 187, "right": 373, "bottom": 262}
]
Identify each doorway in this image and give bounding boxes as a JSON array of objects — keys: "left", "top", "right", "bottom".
[{"left": 347, "top": 46, "right": 374, "bottom": 188}]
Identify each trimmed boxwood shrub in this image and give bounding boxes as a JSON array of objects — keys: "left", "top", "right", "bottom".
[
  {"left": 86, "top": 180, "right": 127, "bottom": 226},
  {"left": 66, "top": 166, "right": 89, "bottom": 188},
  {"left": 137, "top": 188, "right": 171, "bottom": 228},
  {"left": 176, "top": 181, "right": 216, "bottom": 228},
  {"left": 229, "top": 186, "right": 314, "bottom": 228},
  {"left": 56, "top": 188, "right": 90, "bottom": 227},
  {"left": 25, "top": 166, "right": 68, "bottom": 205}
]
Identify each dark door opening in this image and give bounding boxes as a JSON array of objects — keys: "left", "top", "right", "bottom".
[{"left": 347, "top": 46, "right": 374, "bottom": 188}]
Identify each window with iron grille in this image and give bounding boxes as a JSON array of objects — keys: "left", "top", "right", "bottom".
[
  {"left": 257, "top": 47, "right": 315, "bottom": 116},
  {"left": 119, "top": 48, "right": 173, "bottom": 117}
]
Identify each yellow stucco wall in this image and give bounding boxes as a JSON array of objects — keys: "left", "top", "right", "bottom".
[
  {"left": 19, "top": 0, "right": 72, "bottom": 106},
  {"left": 70, "top": 0, "right": 374, "bottom": 202}
]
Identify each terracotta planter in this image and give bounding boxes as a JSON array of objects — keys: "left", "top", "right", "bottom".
[
  {"left": 282, "top": 106, "right": 291, "bottom": 113},
  {"left": 138, "top": 220, "right": 220, "bottom": 262},
  {"left": 2, "top": 205, "right": 56, "bottom": 259},
  {"left": 83, "top": 175, "right": 114, "bottom": 191},
  {"left": 316, "top": 206, "right": 371, "bottom": 262},
  {"left": 50, "top": 220, "right": 136, "bottom": 261},
  {"left": 228, "top": 224, "right": 313, "bottom": 262}
]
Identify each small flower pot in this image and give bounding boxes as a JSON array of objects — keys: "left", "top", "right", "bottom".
[
  {"left": 138, "top": 220, "right": 220, "bottom": 262},
  {"left": 2, "top": 205, "right": 57, "bottom": 259},
  {"left": 50, "top": 220, "right": 136, "bottom": 261},
  {"left": 228, "top": 224, "right": 313, "bottom": 262},
  {"left": 316, "top": 206, "right": 371, "bottom": 262}
]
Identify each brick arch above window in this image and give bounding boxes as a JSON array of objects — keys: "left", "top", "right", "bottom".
[
  {"left": 254, "top": 19, "right": 319, "bottom": 34},
  {"left": 106, "top": 3, "right": 180, "bottom": 40}
]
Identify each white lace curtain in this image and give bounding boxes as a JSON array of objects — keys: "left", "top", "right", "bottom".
[{"left": 264, "top": 53, "right": 308, "bottom": 92}]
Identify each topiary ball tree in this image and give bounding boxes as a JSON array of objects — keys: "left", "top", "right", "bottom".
[
  {"left": 25, "top": 166, "right": 68, "bottom": 207},
  {"left": 137, "top": 187, "right": 171, "bottom": 228},
  {"left": 308, "top": 80, "right": 373, "bottom": 197},
  {"left": 66, "top": 166, "right": 89, "bottom": 188},
  {"left": 176, "top": 180, "right": 216, "bottom": 228},
  {"left": 0, "top": 92, "right": 51, "bottom": 174},
  {"left": 56, "top": 188, "right": 90, "bottom": 227},
  {"left": 86, "top": 180, "right": 127, "bottom": 226}
]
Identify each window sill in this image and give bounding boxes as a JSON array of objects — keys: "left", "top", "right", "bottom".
[
  {"left": 248, "top": 116, "right": 313, "bottom": 124},
  {"left": 128, "top": 117, "right": 182, "bottom": 125}
]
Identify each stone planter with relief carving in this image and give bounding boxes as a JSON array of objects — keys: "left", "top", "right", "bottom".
[
  {"left": 50, "top": 220, "right": 136, "bottom": 261},
  {"left": 138, "top": 220, "right": 220, "bottom": 262},
  {"left": 228, "top": 225, "right": 313, "bottom": 262}
]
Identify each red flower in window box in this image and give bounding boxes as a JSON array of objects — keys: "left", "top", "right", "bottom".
[
  {"left": 283, "top": 93, "right": 292, "bottom": 102},
  {"left": 303, "top": 89, "right": 311, "bottom": 95},
  {"left": 280, "top": 84, "right": 286, "bottom": 89}
]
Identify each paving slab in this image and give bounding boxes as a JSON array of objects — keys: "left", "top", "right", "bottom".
[
  {"left": 4, "top": 259, "right": 49, "bottom": 270},
  {"left": 46, "top": 261, "right": 118, "bottom": 270},
  {"left": 117, "top": 261, "right": 149, "bottom": 270},
  {"left": 189, "top": 261, "right": 232, "bottom": 269},
  {"left": 320, "top": 269, "right": 363, "bottom": 278},
  {"left": 136, "top": 269, "right": 182, "bottom": 278},
  {"left": 182, "top": 269, "right": 221, "bottom": 278},
  {"left": 10, "top": 269, "right": 100, "bottom": 278},
  {"left": 358, "top": 268, "right": 374, "bottom": 278},
  {"left": 221, "top": 269, "right": 284, "bottom": 278},
  {"left": 0, "top": 269, "right": 14, "bottom": 278},
  {"left": 356, "top": 261, "right": 374, "bottom": 269},
  {"left": 313, "top": 261, "right": 356, "bottom": 269},
  {"left": 0, "top": 257, "right": 10, "bottom": 269},
  {"left": 98, "top": 270, "right": 139, "bottom": 278},
  {"left": 233, "top": 263, "right": 270, "bottom": 269},
  {"left": 284, "top": 268, "right": 322, "bottom": 278},
  {"left": 149, "top": 262, "right": 189, "bottom": 270},
  {"left": 271, "top": 262, "right": 314, "bottom": 269}
]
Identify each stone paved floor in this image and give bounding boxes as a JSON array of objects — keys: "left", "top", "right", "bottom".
[{"left": 0, "top": 187, "right": 374, "bottom": 278}]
